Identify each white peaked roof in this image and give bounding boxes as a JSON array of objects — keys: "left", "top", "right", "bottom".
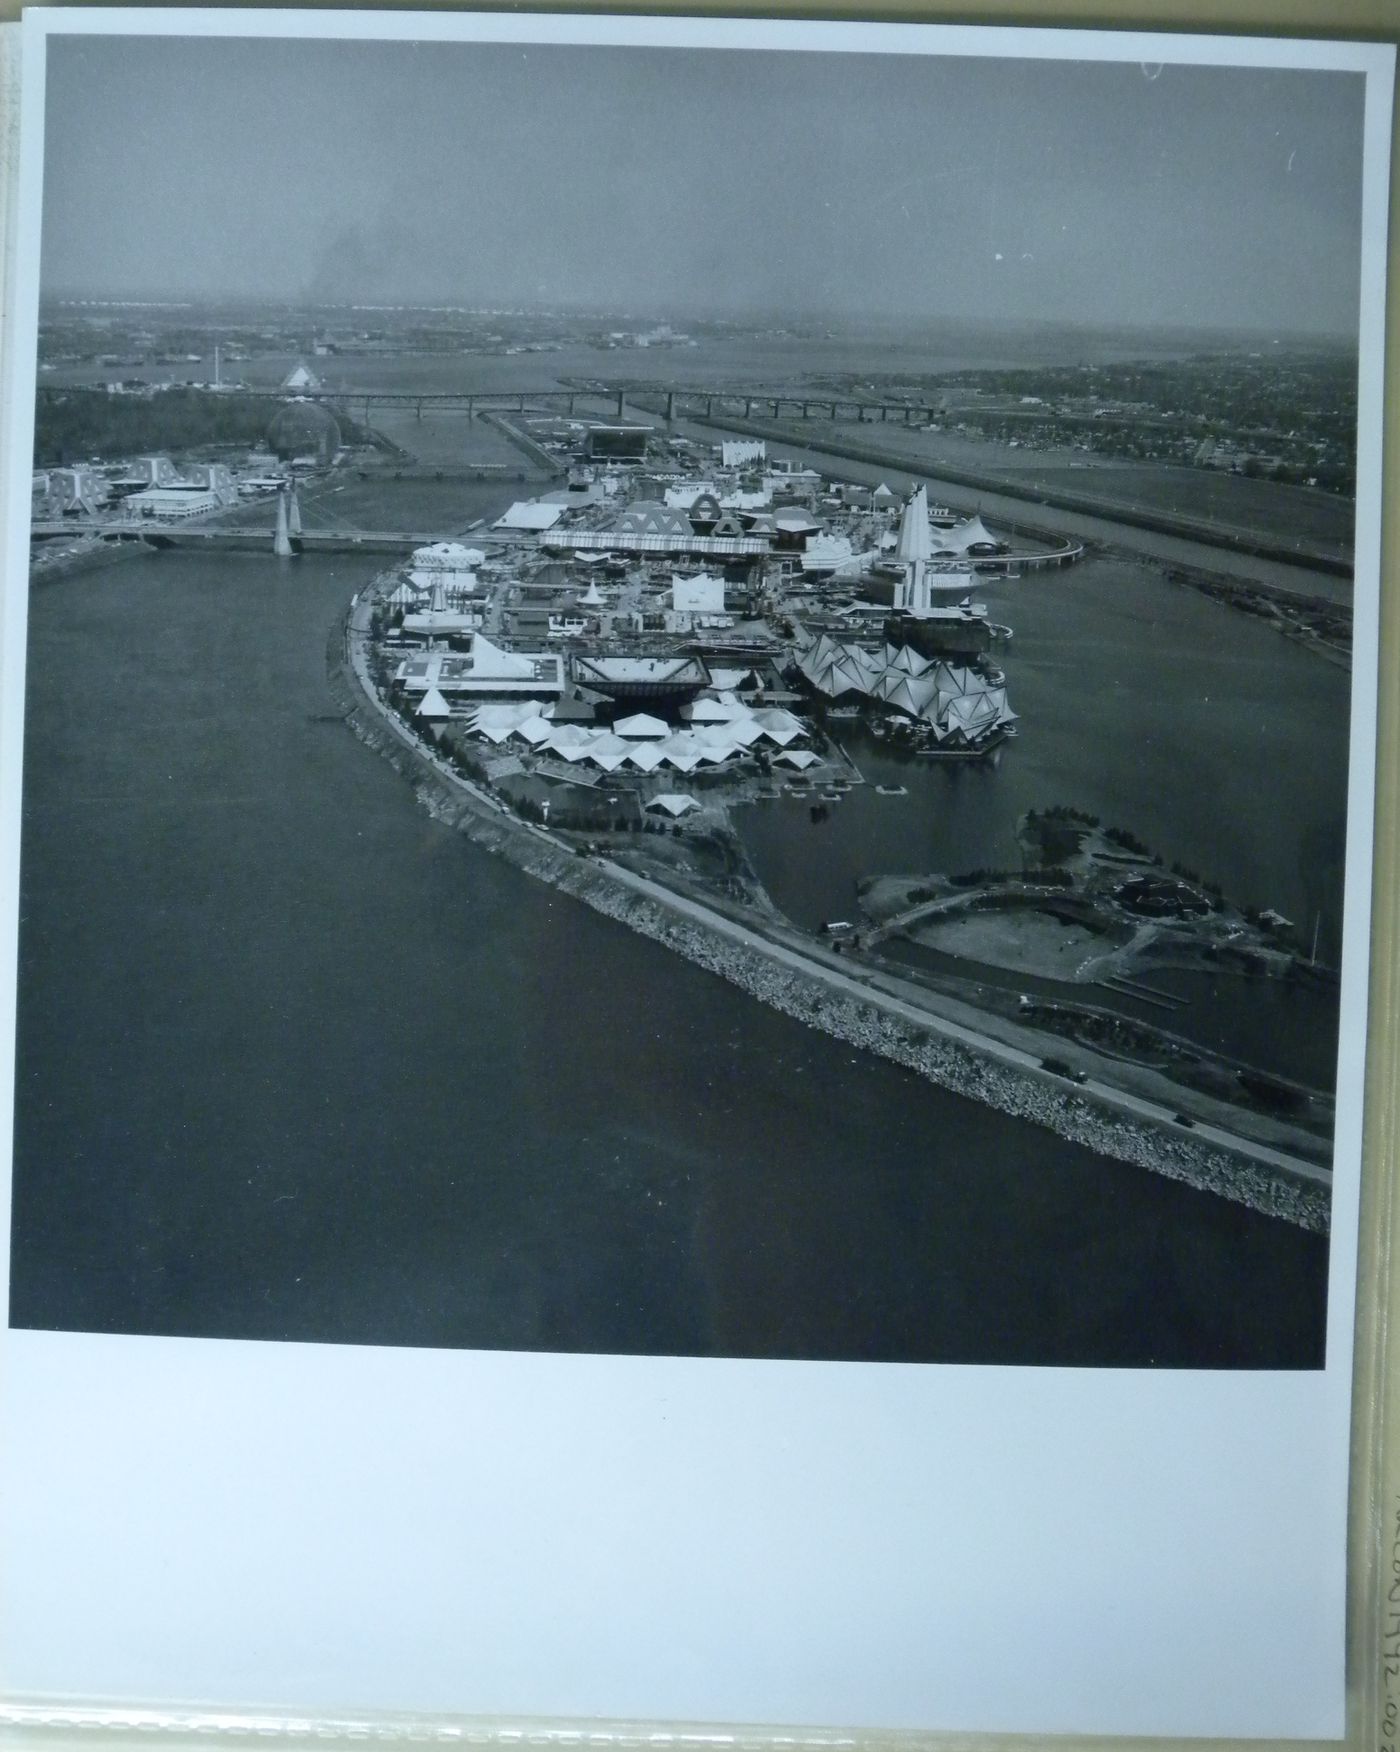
[
  {"left": 883, "top": 643, "right": 934, "bottom": 676},
  {"left": 516, "top": 716, "right": 554, "bottom": 746},
  {"left": 417, "top": 688, "right": 451, "bottom": 719},
  {"left": 872, "top": 482, "right": 898, "bottom": 501},
  {"left": 579, "top": 581, "right": 604, "bottom": 607},
  {"left": 929, "top": 516, "right": 999, "bottom": 555},
  {"left": 895, "top": 486, "right": 934, "bottom": 565},
  {"left": 776, "top": 749, "right": 821, "bottom": 769},
  {"left": 626, "top": 742, "right": 666, "bottom": 771},
  {"left": 281, "top": 363, "right": 320, "bottom": 390},
  {"left": 647, "top": 793, "right": 700, "bottom": 816},
  {"left": 959, "top": 515, "right": 998, "bottom": 549},
  {"left": 683, "top": 697, "right": 742, "bottom": 722},
  {"left": 614, "top": 712, "right": 670, "bottom": 739},
  {"left": 469, "top": 634, "right": 535, "bottom": 680}
]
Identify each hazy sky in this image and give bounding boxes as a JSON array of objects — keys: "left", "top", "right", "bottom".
[{"left": 41, "top": 33, "right": 1367, "bottom": 335}]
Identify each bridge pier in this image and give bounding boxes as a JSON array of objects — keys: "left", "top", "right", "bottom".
[
  {"left": 706, "top": 397, "right": 715, "bottom": 417},
  {"left": 566, "top": 394, "right": 575, "bottom": 416},
  {"left": 274, "top": 490, "right": 293, "bottom": 558},
  {"left": 615, "top": 389, "right": 626, "bottom": 417},
  {"left": 415, "top": 399, "right": 423, "bottom": 421},
  {"left": 665, "top": 390, "right": 676, "bottom": 423},
  {"left": 516, "top": 393, "right": 526, "bottom": 413}
]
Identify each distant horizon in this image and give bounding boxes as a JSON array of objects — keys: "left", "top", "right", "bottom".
[
  {"left": 41, "top": 36, "right": 1366, "bottom": 341},
  {"left": 37, "top": 295, "right": 1361, "bottom": 354}
]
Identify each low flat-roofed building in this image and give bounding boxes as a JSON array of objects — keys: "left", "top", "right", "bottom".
[
  {"left": 544, "top": 529, "right": 769, "bottom": 559},
  {"left": 395, "top": 635, "right": 565, "bottom": 702},
  {"left": 572, "top": 653, "right": 711, "bottom": 703},
  {"left": 123, "top": 486, "right": 222, "bottom": 519},
  {"left": 494, "top": 500, "right": 568, "bottom": 532}
]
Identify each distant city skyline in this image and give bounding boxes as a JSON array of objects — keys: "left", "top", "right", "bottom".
[{"left": 42, "top": 34, "right": 1367, "bottom": 338}]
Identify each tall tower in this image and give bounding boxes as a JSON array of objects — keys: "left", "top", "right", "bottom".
[
  {"left": 894, "top": 485, "right": 934, "bottom": 614},
  {"left": 288, "top": 487, "right": 302, "bottom": 537}
]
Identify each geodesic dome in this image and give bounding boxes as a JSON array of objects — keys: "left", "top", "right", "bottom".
[{"left": 266, "top": 398, "right": 341, "bottom": 464}]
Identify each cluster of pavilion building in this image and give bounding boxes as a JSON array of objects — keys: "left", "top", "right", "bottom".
[
  {"left": 396, "top": 638, "right": 819, "bottom": 777},
  {"left": 795, "top": 634, "right": 1016, "bottom": 749}
]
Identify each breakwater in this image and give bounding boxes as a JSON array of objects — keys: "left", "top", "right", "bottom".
[{"left": 333, "top": 601, "right": 1328, "bottom": 1235}]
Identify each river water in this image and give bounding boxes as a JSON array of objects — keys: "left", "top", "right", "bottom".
[{"left": 8, "top": 541, "right": 1331, "bottom": 1366}]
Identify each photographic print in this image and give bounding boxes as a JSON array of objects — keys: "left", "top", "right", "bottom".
[
  {"left": 0, "top": 12, "right": 1393, "bottom": 1739},
  {"left": 7, "top": 19, "right": 1383, "bottom": 1371}
]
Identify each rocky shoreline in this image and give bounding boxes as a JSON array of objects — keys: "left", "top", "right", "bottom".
[{"left": 329, "top": 607, "right": 1330, "bottom": 1236}]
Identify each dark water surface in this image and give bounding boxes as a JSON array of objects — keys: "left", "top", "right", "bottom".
[{"left": 9, "top": 552, "right": 1328, "bottom": 1365}]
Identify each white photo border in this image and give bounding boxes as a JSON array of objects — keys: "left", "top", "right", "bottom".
[{"left": 0, "top": 9, "right": 1394, "bottom": 1745}]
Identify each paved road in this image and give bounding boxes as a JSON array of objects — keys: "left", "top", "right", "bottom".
[{"left": 595, "top": 856, "right": 1330, "bottom": 1189}]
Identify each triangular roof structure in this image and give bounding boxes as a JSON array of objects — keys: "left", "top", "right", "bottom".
[
  {"left": 774, "top": 508, "right": 822, "bottom": 532},
  {"left": 646, "top": 793, "right": 699, "bottom": 816},
  {"left": 625, "top": 742, "right": 666, "bottom": 771},
  {"left": 281, "top": 362, "right": 321, "bottom": 391},
  {"left": 683, "top": 697, "right": 742, "bottom": 722},
  {"left": 416, "top": 687, "right": 451, "bottom": 719},
  {"left": 871, "top": 482, "right": 898, "bottom": 503},
  {"left": 614, "top": 712, "right": 670, "bottom": 739},
  {"left": 546, "top": 694, "right": 598, "bottom": 723},
  {"left": 469, "top": 634, "right": 535, "bottom": 680},
  {"left": 776, "top": 749, "right": 820, "bottom": 769}
]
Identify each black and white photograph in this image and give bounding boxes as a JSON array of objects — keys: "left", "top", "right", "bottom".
[{"left": 0, "top": 9, "right": 1392, "bottom": 1740}]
